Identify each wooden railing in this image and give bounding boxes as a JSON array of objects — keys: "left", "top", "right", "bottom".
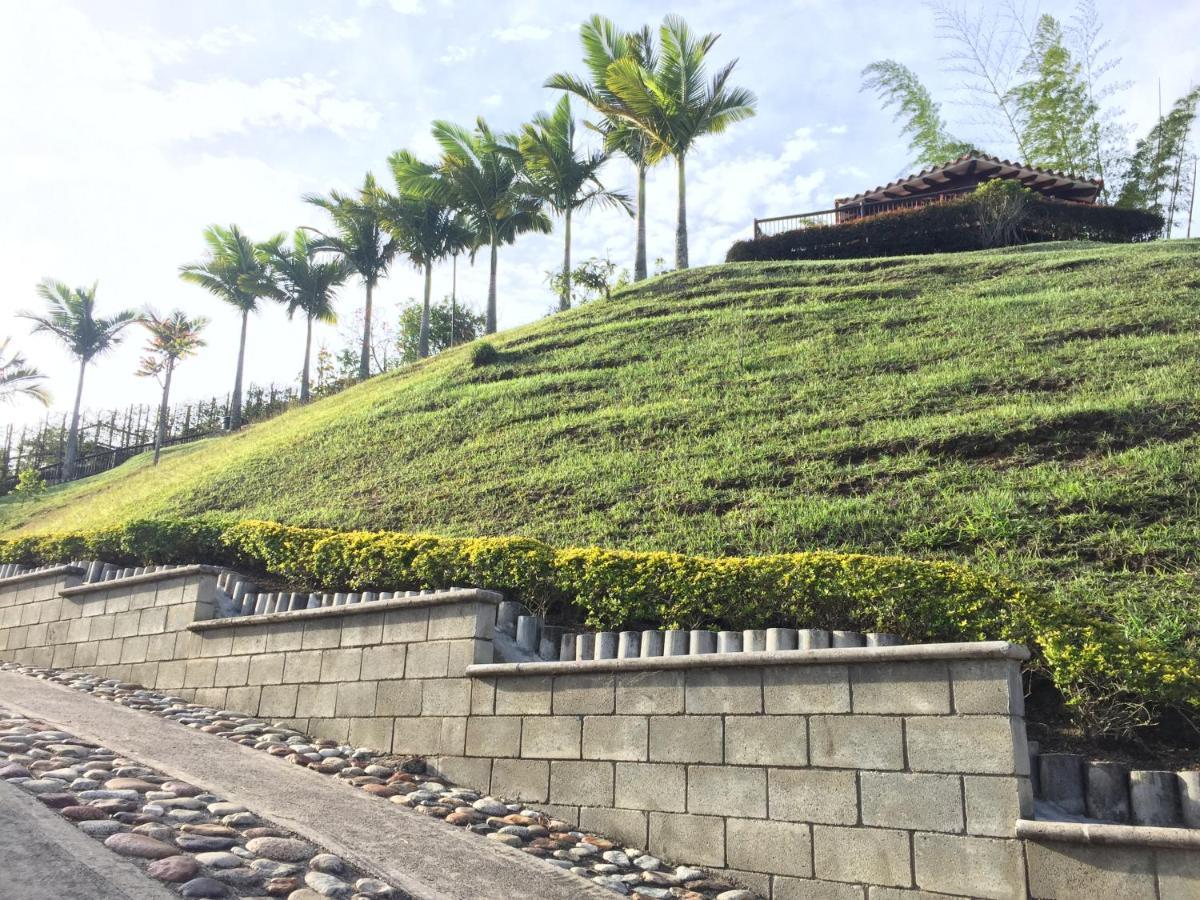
[{"left": 753, "top": 186, "right": 977, "bottom": 238}]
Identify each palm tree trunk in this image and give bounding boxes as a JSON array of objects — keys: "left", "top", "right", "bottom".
[
  {"left": 359, "top": 280, "right": 373, "bottom": 380},
  {"left": 300, "top": 315, "right": 313, "bottom": 403},
  {"left": 560, "top": 207, "right": 572, "bottom": 312},
  {"left": 419, "top": 261, "right": 433, "bottom": 358},
  {"left": 634, "top": 162, "right": 648, "bottom": 281},
  {"left": 675, "top": 153, "right": 688, "bottom": 270},
  {"left": 62, "top": 357, "right": 86, "bottom": 480},
  {"left": 230, "top": 308, "right": 248, "bottom": 430},
  {"left": 450, "top": 255, "right": 458, "bottom": 347},
  {"left": 486, "top": 236, "right": 499, "bottom": 334},
  {"left": 153, "top": 360, "right": 173, "bottom": 466}
]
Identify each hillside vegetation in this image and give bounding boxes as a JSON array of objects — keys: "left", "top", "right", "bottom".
[{"left": 5, "top": 241, "right": 1199, "bottom": 705}]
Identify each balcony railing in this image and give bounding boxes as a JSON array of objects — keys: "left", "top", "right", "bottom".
[{"left": 753, "top": 186, "right": 977, "bottom": 238}]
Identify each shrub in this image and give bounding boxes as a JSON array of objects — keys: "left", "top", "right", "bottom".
[
  {"left": 727, "top": 195, "right": 1165, "bottom": 262},
  {"left": 470, "top": 340, "right": 500, "bottom": 367},
  {"left": 2, "top": 517, "right": 1197, "bottom": 736},
  {"left": 975, "top": 179, "right": 1032, "bottom": 248}
]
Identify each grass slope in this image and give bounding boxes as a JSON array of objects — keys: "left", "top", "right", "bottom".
[{"left": 5, "top": 241, "right": 1199, "bottom": 665}]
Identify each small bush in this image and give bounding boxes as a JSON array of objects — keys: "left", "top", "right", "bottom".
[
  {"left": 727, "top": 195, "right": 1165, "bottom": 262},
  {"left": 470, "top": 340, "right": 500, "bottom": 367}
]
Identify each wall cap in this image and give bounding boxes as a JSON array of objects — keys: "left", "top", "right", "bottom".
[
  {"left": 0, "top": 565, "right": 86, "bottom": 588},
  {"left": 1017, "top": 818, "right": 1200, "bottom": 850},
  {"left": 188, "top": 587, "right": 503, "bottom": 631},
  {"left": 467, "top": 639, "right": 1029, "bottom": 676},
  {"left": 60, "top": 565, "right": 223, "bottom": 598}
]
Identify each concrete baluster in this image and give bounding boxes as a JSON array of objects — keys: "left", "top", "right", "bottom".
[
  {"left": 595, "top": 631, "right": 619, "bottom": 659},
  {"left": 618, "top": 631, "right": 642, "bottom": 658},
  {"left": 1130, "top": 770, "right": 1182, "bottom": 826},
  {"left": 866, "top": 632, "right": 903, "bottom": 647},
  {"left": 640, "top": 631, "right": 665, "bottom": 657},
  {"left": 1039, "top": 753, "right": 1086, "bottom": 815},
  {"left": 766, "top": 628, "right": 798, "bottom": 652},
  {"left": 1085, "top": 761, "right": 1131, "bottom": 823},
  {"left": 831, "top": 630, "right": 866, "bottom": 648},
  {"left": 575, "top": 633, "right": 595, "bottom": 662},
  {"left": 516, "top": 616, "right": 542, "bottom": 654},
  {"left": 689, "top": 630, "right": 717, "bottom": 655},
  {"left": 742, "top": 630, "right": 766, "bottom": 652},
  {"left": 1178, "top": 771, "right": 1200, "bottom": 828},
  {"left": 664, "top": 630, "right": 689, "bottom": 656},
  {"left": 559, "top": 633, "right": 577, "bottom": 662},
  {"left": 717, "top": 631, "right": 743, "bottom": 653}
]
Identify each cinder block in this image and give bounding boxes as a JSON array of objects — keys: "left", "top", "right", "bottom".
[
  {"left": 649, "top": 716, "right": 723, "bottom": 764},
  {"left": 375, "top": 680, "right": 423, "bottom": 716},
  {"left": 578, "top": 807, "right": 647, "bottom": 849},
  {"left": 224, "top": 685, "right": 262, "bottom": 714},
  {"left": 914, "top": 833, "right": 1025, "bottom": 899},
  {"left": 964, "top": 776, "right": 1034, "bottom": 837},
  {"left": 144, "top": 632, "right": 176, "bottom": 662},
  {"left": 183, "top": 657, "right": 217, "bottom": 688},
  {"left": 259, "top": 684, "right": 299, "bottom": 718},
  {"left": 614, "top": 670, "right": 684, "bottom": 714},
  {"left": 553, "top": 673, "right": 615, "bottom": 715},
  {"left": 137, "top": 606, "right": 168, "bottom": 636},
  {"left": 297, "top": 682, "right": 339, "bottom": 718},
  {"left": 494, "top": 677, "right": 553, "bottom": 715},
  {"left": 725, "top": 818, "right": 812, "bottom": 877},
  {"left": 247, "top": 653, "right": 285, "bottom": 685},
  {"left": 230, "top": 626, "right": 268, "bottom": 656},
  {"left": 809, "top": 715, "right": 904, "bottom": 770},
  {"left": 320, "top": 647, "right": 363, "bottom": 682},
  {"left": 491, "top": 758, "right": 549, "bottom": 802},
  {"left": 951, "top": 659, "right": 1024, "bottom": 716},
  {"left": 772, "top": 877, "right": 864, "bottom": 900},
  {"left": 521, "top": 716, "right": 581, "bottom": 759},
  {"left": 156, "top": 660, "right": 186, "bottom": 690},
  {"left": 768, "top": 768, "right": 859, "bottom": 825},
  {"left": 348, "top": 717, "right": 393, "bottom": 751},
  {"left": 725, "top": 716, "right": 807, "bottom": 767},
  {"left": 852, "top": 662, "right": 951, "bottom": 714},
  {"left": 421, "top": 678, "right": 472, "bottom": 716},
  {"left": 685, "top": 667, "right": 762, "bottom": 714},
  {"left": 907, "top": 716, "right": 1028, "bottom": 775},
  {"left": 466, "top": 716, "right": 522, "bottom": 757},
  {"left": 341, "top": 611, "right": 385, "bottom": 647},
  {"left": 335, "top": 681, "right": 379, "bottom": 717},
  {"left": 88, "top": 616, "right": 115, "bottom": 642},
  {"left": 615, "top": 762, "right": 686, "bottom": 812},
  {"left": 582, "top": 716, "right": 648, "bottom": 761},
  {"left": 356, "top": 644, "right": 406, "bottom": 682},
  {"left": 301, "top": 619, "right": 342, "bottom": 650},
  {"left": 1157, "top": 846, "right": 1200, "bottom": 900},
  {"left": 382, "top": 607, "right": 429, "bottom": 643},
  {"left": 861, "top": 772, "right": 964, "bottom": 833},
  {"left": 310, "top": 717, "right": 350, "bottom": 743},
  {"left": 447, "top": 639, "right": 491, "bottom": 675},
  {"left": 470, "top": 678, "right": 495, "bottom": 715},
  {"left": 649, "top": 813, "right": 724, "bottom": 867},
  {"left": 265, "top": 621, "right": 305, "bottom": 652},
  {"left": 112, "top": 610, "right": 140, "bottom": 639},
  {"left": 214, "top": 654, "right": 250, "bottom": 687},
  {"left": 428, "top": 603, "right": 489, "bottom": 640},
  {"left": 813, "top": 825, "right": 911, "bottom": 887},
  {"left": 431, "top": 755, "right": 491, "bottom": 792},
  {"left": 282, "top": 650, "right": 323, "bottom": 683},
  {"left": 193, "top": 687, "right": 228, "bottom": 708},
  {"left": 404, "top": 641, "right": 450, "bottom": 679},
  {"left": 550, "top": 760, "right": 614, "bottom": 806},
  {"left": 51, "top": 644, "right": 76, "bottom": 669},
  {"left": 763, "top": 665, "right": 851, "bottom": 714},
  {"left": 391, "top": 716, "right": 446, "bottom": 756},
  {"left": 687, "top": 765, "right": 766, "bottom": 817},
  {"left": 1025, "top": 840, "right": 1155, "bottom": 899}
]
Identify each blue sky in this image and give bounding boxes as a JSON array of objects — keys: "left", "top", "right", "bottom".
[{"left": 2, "top": 0, "right": 1196, "bottom": 430}]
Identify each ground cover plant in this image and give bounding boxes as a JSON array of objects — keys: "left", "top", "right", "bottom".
[{"left": 3, "top": 239, "right": 1199, "bottom": 748}]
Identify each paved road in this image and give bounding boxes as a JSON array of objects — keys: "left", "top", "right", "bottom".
[
  {"left": 0, "top": 777, "right": 176, "bottom": 900},
  {"left": 0, "top": 670, "right": 614, "bottom": 900}
]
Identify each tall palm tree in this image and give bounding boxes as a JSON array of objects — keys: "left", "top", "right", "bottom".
[
  {"left": 261, "top": 230, "right": 350, "bottom": 400},
  {"left": 136, "top": 310, "right": 208, "bottom": 465},
  {"left": 18, "top": 281, "right": 140, "bottom": 479},
  {"left": 601, "top": 15, "right": 757, "bottom": 269},
  {"left": 392, "top": 119, "right": 551, "bottom": 334},
  {"left": 547, "top": 16, "right": 658, "bottom": 281},
  {"left": 0, "top": 339, "right": 50, "bottom": 407},
  {"left": 376, "top": 162, "right": 475, "bottom": 358},
  {"left": 517, "top": 96, "right": 632, "bottom": 311},
  {"left": 179, "top": 224, "right": 278, "bottom": 430},
  {"left": 304, "top": 174, "right": 398, "bottom": 380}
]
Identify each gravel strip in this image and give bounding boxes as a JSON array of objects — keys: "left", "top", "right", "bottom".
[{"left": 0, "top": 662, "right": 759, "bottom": 900}]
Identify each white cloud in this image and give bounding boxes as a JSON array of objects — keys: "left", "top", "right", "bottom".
[
  {"left": 298, "top": 16, "right": 363, "bottom": 42},
  {"left": 388, "top": 0, "right": 426, "bottom": 13},
  {"left": 196, "top": 25, "right": 256, "bottom": 55},
  {"left": 492, "top": 24, "right": 553, "bottom": 42},
  {"left": 439, "top": 44, "right": 475, "bottom": 64},
  {"left": 481, "top": 93, "right": 503, "bottom": 107}
]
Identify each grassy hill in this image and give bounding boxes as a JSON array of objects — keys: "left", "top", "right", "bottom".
[{"left": 4, "top": 240, "right": 1199, "bottom": 681}]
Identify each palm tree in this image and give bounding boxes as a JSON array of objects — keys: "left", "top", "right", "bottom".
[
  {"left": 18, "top": 281, "right": 140, "bottom": 479},
  {"left": 179, "top": 224, "right": 278, "bottom": 430},
  {"left": 377, "top": 163, "right": 475, "bottom": 358},
  {"left": 392, "top": 119, "right": 551, "bottom": 334},
  {"left": 261, "top": 230, "right": 350, "bottom": 400},
  {"left": 304, "top": 174, "right": 398, "bottom": 380},
  {"left": 547, "top": 16, "right": 659, "bottom": 281},
  {"left": 601, "top": 14, "right": 757, "bottom": 269},
  {"left": 518, "top": 96, "right": 632, "bottom": 311},
  {"left": 137, "top": 311, "right": 208, "bottom": 465},
  {"left": 0, "top": 339, "right": 50, "bottom": 407}
]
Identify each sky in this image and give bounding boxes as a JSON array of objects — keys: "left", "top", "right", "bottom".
[{"left": 1, "top": 0, "right": 1197, "bottom": 431}]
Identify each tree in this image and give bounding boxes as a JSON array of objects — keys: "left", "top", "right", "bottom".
[
  {"left": 396, "top": 297, "right": 486, "bottom": 362},
  {"left": 861, "top": 61, "right": 974, "bottom": 168},
  {"left": 261, "top": 229, "right": 351, "bottom": 401},
  {"left": 179, "top": 224, "right": 278, "bottom": 430},
  {"left": 377, "top": 162, "right": 475, "bottom": 358},
  {"left": 548, "top": 16, "right": 659, "bottom": 281},
  {"left": 1117, "top": 86, "right": 1200, "bottom": 235},
  {"left": 392, "top": 119, "right": 551, "bottom": 335},
  {"left": 517, "top": 96, "right": 632, "bottom": 311},
  {"left": 304, "top": 174, "right": 399, "bottom": 380},
  {"left": 136, "top": 310, "right": 208, "bottom": 465},
  {"left": 0, "top": 338, "right": 50, "bottom": 407},
  {"left": 18, "top": 280, "right": 139, "bottom": 479},
  {"left": 600, "top": 15, "right": 756, "bottom": 270}
]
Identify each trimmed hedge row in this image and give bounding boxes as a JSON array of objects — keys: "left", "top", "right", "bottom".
[
  {"left": 2, "top": 517, "right": 1197, "bottom": 733},
  {"left": 727, "top": 195, "right": 1164, "bottom": 262}
]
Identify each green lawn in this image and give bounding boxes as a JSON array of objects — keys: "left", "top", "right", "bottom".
[{"left": 5, "top": 240, "right": 1199, "bottom": 673}]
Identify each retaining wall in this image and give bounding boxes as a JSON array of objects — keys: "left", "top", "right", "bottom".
[{"left": 1, "top": 564, "right": 1198, "bottom": 899}]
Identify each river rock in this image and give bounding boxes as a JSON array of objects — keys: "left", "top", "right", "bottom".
[
  {"left": 104, "top": 832, "right": 178, "bottom": 859},
  {"left": 245, "top": 836, "right": 317, "bottom": 862},
  {"left": 146, "top": 855, "right": 201, "bottom": 883}
]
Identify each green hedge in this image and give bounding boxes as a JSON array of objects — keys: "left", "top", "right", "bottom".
[
  {"left": 2, "top": 517, "right": 1197, "bottom": 734},
  {"left": 727, "top": 195, "right": 1164, "bottom": 262}
]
